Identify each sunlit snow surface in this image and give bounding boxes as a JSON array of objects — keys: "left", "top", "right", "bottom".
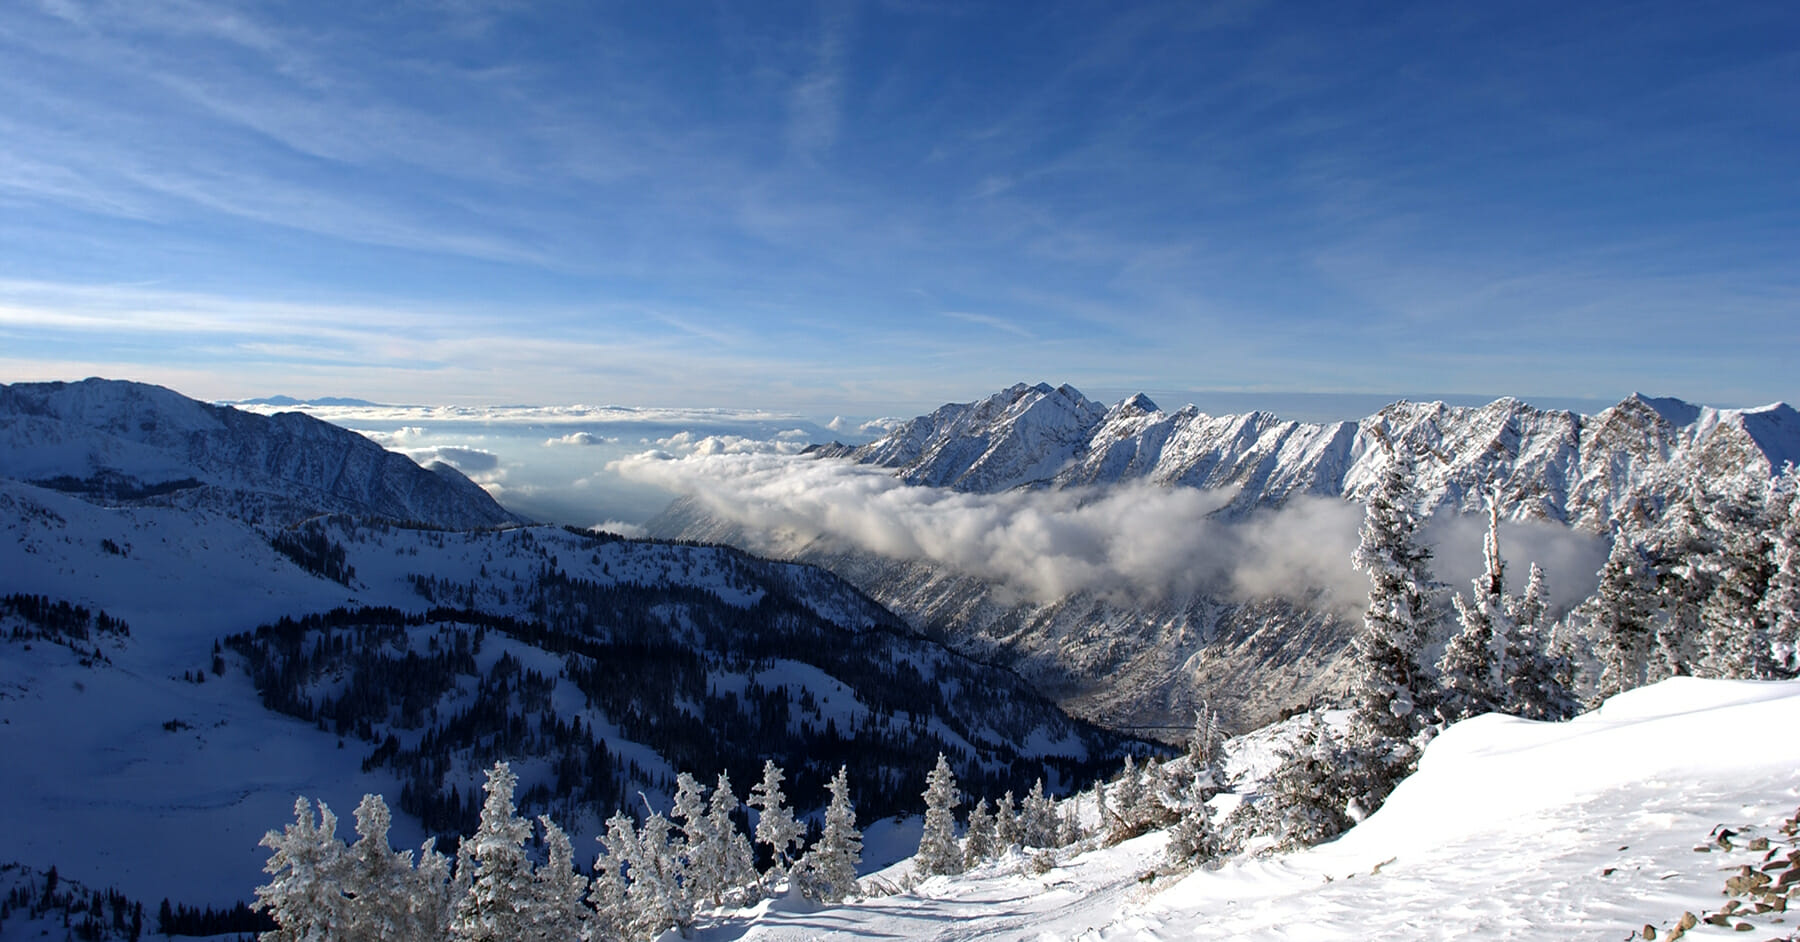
[{"left": 697, "top": 677, "right": 1800, "bottom": 941}]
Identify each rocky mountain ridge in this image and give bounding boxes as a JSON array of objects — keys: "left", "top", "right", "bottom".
[
  {"left": 816, "top": 382, "right": 1800, "bottom": 529},
  {"left": 671, "top": 383, "right": 1800, "bottom": 734}
]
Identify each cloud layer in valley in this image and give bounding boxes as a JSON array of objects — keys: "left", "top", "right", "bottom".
[{"left": 613, "top": 449, "right": 1606, "bottom": 615}]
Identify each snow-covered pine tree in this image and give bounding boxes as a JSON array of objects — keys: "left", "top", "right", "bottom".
[
  {"left": 1761, "top": 466, "right": 1800, "bottom": 677},
  {"left": 256, "top": 797, "right": 349, "bottom": 940},
  {"left": 1257, "top": 715, "right": 1364, "bottom": 850},
  {"left": 915, "top": 753, "right": 963, "bottom": 876},
  {"left": 796, "top": 766, "right": 861, "bottom": 903},
  {"left": 669, "top": 773, "right": 718, "bottom": 906},
  {"left": 340, "top": 794, "right": 417, "bottom": 941},
  {"left": 589, "top": 812, "right": 637, "bottom": 942},
  {"left": 1107, "top": 755, "right": 1144, "bottom": 840},
  {"left": 1696, "top": 474, "right": 1776, "bottom": 679},
  {"left": 1587, "top": 531, "right": 1659, "bottom": 699},
  {"left": 1020, "top": 780, "right": 1057, "bottom": 849},
  {"left": 623, "top": 808, "right": 691, "bottom": 938},
  {"left": 962, "top": 798, "right": 996, "bottom": 869},
  {"left": 1504, "top": 562, "right": 1579, "bottom": 721},
  {"left": 1437, "top": 501, "right": 1512, "bottom": 722},
  {"left": 1163, "top": 778, "right": 1219, "bottom": 867},
  {"left": 706, "top": 771, "right": 757, "bottom": 905},
  {"left": 1646, "top": 482, "right": 1714, "bottom": 679},
  {"left": 748, "top": 760, "right": 803, "bottom": 891},
  {"left": 449, "top": 762, "right": 536, "bottom": 942},
  {"left": 407, "top": 839, "right": 454, "bottom": 942},
  {"left": 1348, "top": 452, "right": 1442, "bottom": 802},
  {"left": 1187, "top": 702, "right": 1227, "bottom": 794},
  {"left": 994, "top": 791, "right": 1022, "bottom": 849},
  {"left": 526, "top": 816, "right": 590, "bottom": 942}
]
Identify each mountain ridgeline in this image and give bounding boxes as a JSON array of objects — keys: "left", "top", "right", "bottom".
[
  {"left": 0, "top": 378, "right": 524, "bottom": 529},
  {"left": 656, "top": 382, "right": 1800, "bottom": 734},
  {"left": 811, "top": 382, "right": 1800, "bottom": 527}
]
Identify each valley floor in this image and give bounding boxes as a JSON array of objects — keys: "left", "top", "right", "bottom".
[{"left": 697, "top": 677, "right": 1800, "bottom": 941}]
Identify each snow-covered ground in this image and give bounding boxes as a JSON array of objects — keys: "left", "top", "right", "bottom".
[{"left": 697, "top": 677, "right": 1800, "bottom": 941}]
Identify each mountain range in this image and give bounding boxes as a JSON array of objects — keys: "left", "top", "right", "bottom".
[{"left": 657, "top": 382, "right": 1800, "bottom": 735}]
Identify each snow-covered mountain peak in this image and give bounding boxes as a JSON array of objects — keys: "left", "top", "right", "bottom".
[
  {"left": 1622, "top": 392, "right": 1702, "bottom": 428},
  {"left": 0, "top": 378, "right": 523, "bottom": 529}
]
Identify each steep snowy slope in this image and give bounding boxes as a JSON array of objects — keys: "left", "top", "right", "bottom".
[
  {"left": 0, "top": 378, "right": 523, "bottom": 529},
  {"left": 696, "top": 677, "right": 1800, "bottom": 942},
  {"left": 0, "top": 476, "right": 1128, "bottom": 911}
]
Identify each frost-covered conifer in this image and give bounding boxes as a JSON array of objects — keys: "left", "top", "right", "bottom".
[
  {"left": 962, "top": 798, "right": 996, "bottom": 868},
  {"left": 1258, "top": 716, "right": 1364, "bottom": 850},
  {"left": 915, "top": 753, "right": 963, "bottom": 876},
  {"left": 256, "top": 797, "right": 349, "bottom": 940},
  {"left": 623, "top": 808, "right": 690, "bottom": 938},
  {"left": 1695, "top": 475, "right": 1775, "bottom": 679},
  {"left": 340, "top": 794, "right": 417, "bottom": 941},
  {"left": 589, "top": 812, "right": 637, "bottom": 942},
  {"left": 1347, "top": 454, "right": 1443, "bottom": 809},
  {"left": 796, "top": 766, "right": 861, "bottom": 903},
  {"left": 1107, "top": 756, "right": 1144, "bottom": 839},
  {"left": 1350, "top": 456, "right": 1442, "bottom": 748},
  {"left": 994, "top": 791, "right": 1022, "bottom": 849},
  {"left": 449, "top": 762, "right": 536, "bottom": 942},
  {"left": 1163, "top": 780, "right": 1219, "bottom": 867},
  {"left": 670, "top": 772, "right": 718, "bottom": 905},
  {"left": 1588, "top": 533, "right": 1659, "bottom": 698},
  {"left": 748, "top": 760, "right": 803, "bottom": 889},
  {"left": 706, "top": 771, "right": 757, "bottom": 905},
  {"left": 526, "top": 816, "right": 590, "bottom": 942},
  {"left": 1760, "top": 467, "right": 1800, "bottom": 677},
  {"left": 1438, "top": 502, "right": 1512, "bottom": 722},
  {"left": 1505, "top": 562, "right": 1579, "bottom": 721},
  {"left": 1020, "top": 780, "right": 1057, "bottom": 849}
]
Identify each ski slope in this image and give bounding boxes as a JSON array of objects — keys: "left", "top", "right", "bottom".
[{"left": 697, "top": 677, "right": 1800, "bottom": 941}]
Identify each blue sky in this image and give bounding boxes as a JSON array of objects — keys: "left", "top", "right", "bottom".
[{"left": 0, "top": 0, "right": 1794, "bottom": 417}]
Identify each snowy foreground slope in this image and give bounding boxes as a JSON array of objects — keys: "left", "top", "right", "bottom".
[{"left": 701, "top": 677, "right": 1800, "bottom": 942}]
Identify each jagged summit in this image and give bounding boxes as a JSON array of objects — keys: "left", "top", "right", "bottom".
[
  {"left": 0, "top": 378, "right": 523, "bottom": 529},
  {"left": 830, "top": 384, "right": 1800, "bottom": 529}
]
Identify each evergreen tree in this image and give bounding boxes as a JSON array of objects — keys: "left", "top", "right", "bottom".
[
  {"left": 1587, "top": 532, "right": 1659, "bottom": 699},
  {"left": 796, "top": 766, "right": 861, "bottom": 903},
  {"left": 1695, "top": 475, "right": 1775, "bottom": 678},
  {"left": 1505, "top": 562, "right": 1579, "bottom": 721},
  {"left": 1348, "top": 454, "right": 1442, "bottom": 805},
  {"left": 915, "top": 753, "right": 963, "bottom": 876},
  {"left": 449, "top": 762, "right": 535, "bottom": 942},
  {"left": 1256, "top": 716, "right": 1366, "bottom": 850},
  {"left": 747, "top": 760, "right": 803, "bottom": 890},
  {"left": 341, "top": 794, "right": 416, "bottom": 941},
  {"left": 1163, "top": 779, "right": 1219, "bottom": 867},
  {"left": 526, "top": 816, "right": 590, "bottom": 942},
  {"left": 1760, "top": 466, "right": 1800, "bottom": 677},
  {"left": 706, "top": 771, "right": 757, "bottom": 905},
  {"left": 1107, "top": 756, "right": 1144, "bottom": 839},
  {"left": 1646, "top": 483, "right": 1713, "bottom": 679},
  {"left": 589, "top": 812, "right": 636, "bottom": 942},
  {"left": 993, "top": 791, "right": 1022, "bottom": 849},
  {"left": 622, "top": 808, "right": 690, "bottom": 938},
  {"left": 1186, "top": 702, "right": 1227, "bottom": 796},
  {"left": 1019, "top": 780, "right": 1058, "bottom": 849},
  {"left": 1438, "top": 502, "right": 1512, "bottom": 722},
  {"left": 256, "top": 797, "right": 349, "bottom": 941},
  {"left": 962, "top": 798, "right": 997, "bottom": 869},
  {"left": 669, "top": 773, "right": 717, "bottom": 906}
]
